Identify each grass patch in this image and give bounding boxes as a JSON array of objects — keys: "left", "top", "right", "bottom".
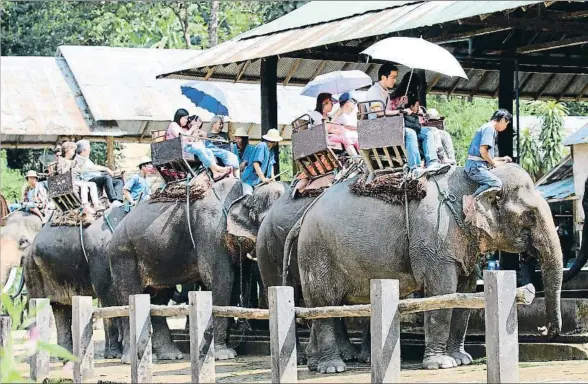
[{"left": 471, "top": 357, "right": 487, "bottom": 365}]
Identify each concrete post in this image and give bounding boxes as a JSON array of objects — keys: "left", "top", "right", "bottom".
[
  {"left": 72, "top": 296, "right": 94, "bottom": 383},
  {"left": 484, "top": 270, "right": 519, "bottom": 383},
  {"left": 269, "top": 286, "right": 297, "bottom": 383},
  {"left": 29, "top": 298, "right": 51, "bottom": 382},
  {"left": 189, "top": 291, "right": 215, "bottom": 383},
  {"left": 371, "top": 279, "right": 401, "bottom": 384},
  {"left": 130, "top": 294, "right": 152, "bottom": 383}
]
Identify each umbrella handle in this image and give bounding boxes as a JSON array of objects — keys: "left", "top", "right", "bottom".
[{"left": 404, "top": 68, "right": 415, "bottom": 99}]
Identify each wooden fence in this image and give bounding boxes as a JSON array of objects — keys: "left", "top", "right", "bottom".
[{"left": 14, "top": 271, "right": 535, "bottom": 383}]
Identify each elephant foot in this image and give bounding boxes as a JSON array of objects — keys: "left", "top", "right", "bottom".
[
  {"left": 154, "top": 343, "right": 184, "bottom": 361},
  {"left": 297, "top": 349, "right": 307, "bottom": 365},
  {"left": 215, "top": 344, "right": 237, "bottom": 360},
  {"left": 422, "top": 354, "right": 458, "bottom": 370},
  {"left": 121, "top": 350, "right": 131, "bottom": 365},
  {"left": 338, "top": 341, "right": 358, "bottom": 362},
  {"left": 104, "top": 347, "right": 123, "bottom": 360},
  {"left": 357, "top": 349, "right": 370, "bottom": 364},
  {"left": 317, "top": 356, "right": 346, "bottom": 374},
  {"left": 307, "top": 355, "right": 318, "bottom": 371},
  {"left": 448, "top": 349, "right": 473, "bottom": 366}
]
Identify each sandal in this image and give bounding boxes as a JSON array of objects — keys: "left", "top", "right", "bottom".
[{"left": 213, "top": 167, "right": 233, "bottom": 181}]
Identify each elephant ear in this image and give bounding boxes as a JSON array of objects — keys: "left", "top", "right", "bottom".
[
  {"left": 227, "top": 195, "right": 258, "bottom": 241},
  {"left": 465, "top": 192, "right": 500, "bottom": 239}
]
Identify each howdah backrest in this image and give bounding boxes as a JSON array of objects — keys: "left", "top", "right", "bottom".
[
  {"left": 292, "top": 122, "right": 330, "bottom": 161},
  {"left": 47, "top": 171, "right": 82, "bottom": 212},
  {"left": 291, "top": 114, "right": 311, "bottom": 134},
  {"left": 151, "top": 136, "right": 198, "bottom": 184}
]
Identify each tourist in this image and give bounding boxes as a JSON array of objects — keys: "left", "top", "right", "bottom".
[
  {"left": 74, "top": 139, "right": 123, "bottom": 205},
  {"left": 310, "top": 93, "right": 337, "bottom": 126},
  {"left": 203, "top": 115, "right": 240, "bottom": 178},
  {"left": 165, "top": 110, "right": 232, "bottom": 181},
  {"left": 231, "top": 127, "right": 255, "bottom": 172},
  {"left": 242, "top": 128, "right": 283, "bottom": 187},
  {"left": 21, "top": 170, "right": 48, "bottom": 220},
  {"left": 426, "top": 108, "right": 456, "bottom": 165},
  {"left": 123, "top": 156, "right": 154, "bottom": 211},
  {"left": 330, "top": 92, "right": 359, "bottom": 157},
  {"left": 465, "top": 109, "right": 513, "bottom": 198},
  {"left": 365, "top": 63, "right": 447, "bottom": 178}
]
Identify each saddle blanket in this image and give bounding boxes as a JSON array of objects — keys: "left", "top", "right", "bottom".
[
  {"left": 150, "top": 172, "right": 212, "bottom": 203},
  {"left": 349, "top": 171, "right": 427, "bottom": 204}
]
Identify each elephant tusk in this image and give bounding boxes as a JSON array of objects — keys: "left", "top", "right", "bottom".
[{"left": 2, "top": 267, "right": 18, "bottom": 293}]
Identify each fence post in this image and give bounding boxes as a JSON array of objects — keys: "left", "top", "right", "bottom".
[
  {"left": 0, "top": 315, "right": 11, "bottom": 349},
  {"left": 72, "top": 296, "right": 94, "bottom": 383},
  {"left": 130, "top": 294, "right": 152, "bottom": 383},
  {"left": 484, "top": 270, "right": 519, "bottom": 383},
  {"left": 189, "top": 291, "right": 215, "bottom": 383},
  {"left": 29, "top": 298, "right": 51, "bottom": 382},
  {"left": 269, "top": 286, "right": 297, "bottom": 383},
  {"left": 371, "top": 279, "right": 401, "bottom": 384}
]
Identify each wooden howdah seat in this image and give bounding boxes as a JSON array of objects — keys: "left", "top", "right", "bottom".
[
  {"left": 291, "top": 114, "right": 342, "bottom": 179},
  {"left": 47, "top": 171, "right": 83, "bottom": 213},
  {"left": 357, "top": 100, "right": 407, "bottom": 180},
  {"left": 151, "top": 135, "right": 202, "bottom": 184}
]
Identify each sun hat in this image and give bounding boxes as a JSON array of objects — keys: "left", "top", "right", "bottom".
[
  {"left": 427, "top": 108, "right": 442, "bottom": 120},
  {"left": 25, "top": 170, "right": 39, "bottom": 179},
  {"left": 233, "top": 127, "right": 249, "bottom": 137},
  {"left": 138, "top": 156, "right": 152, "bottom": 167},
  {"left": 262, "top": 129, "right": 283, "bottom": 142}
]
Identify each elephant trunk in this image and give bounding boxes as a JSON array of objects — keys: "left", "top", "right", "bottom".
[
  {"left": 563, "top": 183, "right": 588, "bottom": 282},
  {"left": 532, "top": 204, "right": 563, "bottom": 337}
]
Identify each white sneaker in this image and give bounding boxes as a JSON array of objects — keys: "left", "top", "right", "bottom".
[
  {"left": 426, "top": 162, "right": 451, "bottom": 175},
  {"left": 110, "top": 200, "right": 122, "bottom": 208},
  {"left": 410, "top": 168, "right": 427, "bottom": 179}
]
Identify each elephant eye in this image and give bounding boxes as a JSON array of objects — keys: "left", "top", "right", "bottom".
[
  {"left": 523, "top": 210, "right": 536, "bottom": 225},
  {"left": 18, "top": 237, "right": 30, "bottom": 249}
]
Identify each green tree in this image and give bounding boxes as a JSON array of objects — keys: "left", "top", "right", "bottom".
[
  {"left": 519, "top": 127, "right": 542, "bottom": 181},
  {"left": 527, "top": 100, "right": 568, "bottom": 173},
  {"left": 0, "top": 150, "right": 24, "bottom": 202}
]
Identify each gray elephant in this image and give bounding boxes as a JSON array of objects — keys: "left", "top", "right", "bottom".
[
  {"left": 253, "top": 189, "right": 367, "bottom": 366},
  {"left": 292, "top": 164, "right": 563, "bottom": 372},
  {"left": 1, "top": 211, "right": 44, "bottom": 291},
  {"left": 24, "top": 206, "right": 127, "bottom": 359},
  {"left": 108, "top": 179, "right": 285, "bottom": 363}
]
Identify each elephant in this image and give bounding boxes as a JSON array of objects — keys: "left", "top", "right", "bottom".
[
  {"left": 1, "top": 211, "right": 44, "bottom": 290},
  {"left": 107, "top": 178, "right": 286, "bottom": 363},
  {"left": 254, "top": 188, "right": 368, "bottom": 366},
  {"left": 292, "top": 164, "right": 563, "bottom": 373},
  {"left": 23, "top": 206, "right": 127, "bottom": 359}
]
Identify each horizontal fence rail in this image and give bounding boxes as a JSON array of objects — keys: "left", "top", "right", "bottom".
[{"left": 14, "top": 271, "right": 534, "bottom": 383}]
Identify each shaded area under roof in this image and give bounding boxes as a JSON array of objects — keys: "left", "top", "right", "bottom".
[{"left": 159, "top": 1, "right": 588, "bottom": 101}]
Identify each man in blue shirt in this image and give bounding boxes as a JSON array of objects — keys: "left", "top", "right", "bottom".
[
  {"left": 465, "top": 109, "right": 513, "bottom": 198},
  {"left": 123, "top": 157, "right": 154, "bottom": 208},
  {"left": 242, "top": 129, "right": 283, "bottom": 188}
]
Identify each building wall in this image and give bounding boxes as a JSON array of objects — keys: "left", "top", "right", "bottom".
[{"left": 572, "top": 143, "right": 588, "bottom": 242}]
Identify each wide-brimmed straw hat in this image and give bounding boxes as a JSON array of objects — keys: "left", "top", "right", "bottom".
[
  {"left": 233, "top": 127, "right": 249, "bottom": 137},
  {"left": 138, "top": 156, "right": 152, "bottom": 167},
  {"left": 427, "top": 108, "right": 442, "bottom": 120},
  {"left": 262, "top": 129, "right": 283, "bottom": 142},
  {"left": 25, "top": 170, "right": 39, "bottom": 179}
]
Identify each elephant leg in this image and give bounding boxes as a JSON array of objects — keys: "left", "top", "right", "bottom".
[
  {"left": 446, "top": 273, "right": 477, "bottom": 366},
  {"left": 315, "top": 318, "right": 346, "bottom": 374},
  {"left": 422, "top": 263, "right": 459, "bottom": 370},
  {"left": 305, "top": 323, "right": 319, "bottom": 371},
  {"left": 103, "top": 318, "right": 122, "bottom": 359},
  {"left": 201, "top": 263, "right": 236, "bottom": 361},
  {"left": 357, "top": 319, "right": 371, "bottom": 364},
  {"left": 52, "top": 303, "right": 73, "bottom": 355},
  {"left": 335, "top": 319, "right": 357, "bottom": 362},
  {"left": 151, "top": 288, "right": 183, "bottom": 361}
]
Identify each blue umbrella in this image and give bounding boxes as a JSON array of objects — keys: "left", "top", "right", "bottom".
[{"left": 180, "top": 82, "right": 230, "bottom": 116}]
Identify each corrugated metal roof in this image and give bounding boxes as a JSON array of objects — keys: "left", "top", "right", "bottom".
[
  {"left": 0, "top": 56, "right": 91, "bottom": 143},
  {"left": 563, "top": 123, "right": 588, "bottom": 146},
  {"left": 536, "top": 177, "right": 575, "bottom": 201},
  {"left": 160, "top": 0, "right": 540, "bottom": 76},
  {"left": 57, "top": 45, "right": 316, "bottom": 131}
]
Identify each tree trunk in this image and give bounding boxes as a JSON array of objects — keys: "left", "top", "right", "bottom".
[{"left": 208, "top": 1, "right": 219, "bottom": 48}]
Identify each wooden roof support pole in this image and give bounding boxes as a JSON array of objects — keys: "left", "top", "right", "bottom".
[
  {"left": 427, "top": 74, "right": 442, "bottom": 93},
  {"left": 283, "top": 58, "right": 302, "bottom": 86},
  {"left": 497, "top": 57, "right": 515, "bottom": 159},
  {"left": 310, "top": 60, "right": 327, "bottom": 80},
  {"left": 557, "top": 75, "right": 578, "bottom": 101},
  {"left": 534, "top": 73, "right": 557, "bottom": 100},
  {"left": 261, "top": 55, "right": 279, "bottom": 176},
  {"left": 575, "top": 81, "right": 588, "bottom": 101},
  {"left": 204, "top": 66, "right": 216, "bottom": 81},
  {"left": 235, "top": 60, "right": 250, "bottom": 82},
  {"left": 106, "top": 136, "right": 114, "bottom": 169}
]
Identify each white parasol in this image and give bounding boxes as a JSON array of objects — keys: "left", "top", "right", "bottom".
[{"left": 301, "top": 70, "right": 372, "bottom": 97}]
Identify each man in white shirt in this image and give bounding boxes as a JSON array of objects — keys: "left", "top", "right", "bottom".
[
  {"left": 364, "top": 63, "right": 449, "bottom": 178},
  {"left": 74, "top": 140, "right": 123, "bottom": 204}
]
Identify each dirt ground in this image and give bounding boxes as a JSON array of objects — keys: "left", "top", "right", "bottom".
[{"left": 12, "top": 318, "right": 588, "bottom": 383}]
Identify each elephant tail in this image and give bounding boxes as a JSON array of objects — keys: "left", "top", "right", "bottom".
[{"left": 282, "top": 217, "right": 303, "bottom": 286}]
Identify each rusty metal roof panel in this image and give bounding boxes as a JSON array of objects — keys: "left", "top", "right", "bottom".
[
  {"left": 160, "top": 0, "right": 541, "bottom": 76},
  {"left": 0, "top": 56, "right": 90, "bottom": 140}
]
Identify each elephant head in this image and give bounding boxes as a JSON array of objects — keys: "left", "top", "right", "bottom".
[
  {"left": 0, "top": 211, "right": 43, "bottom": 288},
  {"left": 563, "top": 175, "right": 588, "bottom": 282},
  {"left": 470, "top": 164, "right": 563, "bottom": 337},
  {"left": 227, "top": 182, "right": 288, "bottom": 242}
]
